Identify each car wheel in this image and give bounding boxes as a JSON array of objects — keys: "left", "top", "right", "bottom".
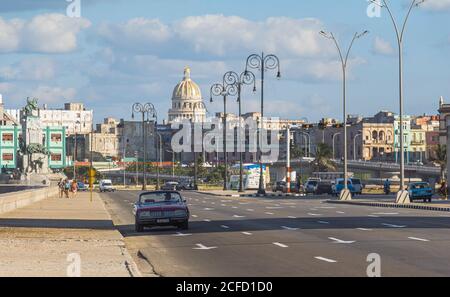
[
  {"left": 179, "top": 221, "right": 189, "bottom": 230},
  {"left": 135, "top": 223, "right": 144, "bottom": 232}
]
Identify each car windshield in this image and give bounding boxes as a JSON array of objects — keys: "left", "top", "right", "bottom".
[
  {"left": 308, "top": 181, "right": 318, "bottom": 186},
  {"left": 351, "top": 179, "right": 361, "bottom": 185},
  {"left": 411, "top": 183, "right": 429, "bottom": 189},
  {"left": 103, "top": 182, "right": 112, "bottom": 186},
  {"left": 139, "top": 192, "right": 182, "bottom": 204}
]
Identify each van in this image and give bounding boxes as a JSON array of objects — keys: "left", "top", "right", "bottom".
[{"left": 99, "top": 179, "right": 115, "bottom": 192}]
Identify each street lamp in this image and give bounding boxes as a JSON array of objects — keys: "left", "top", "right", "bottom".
[
  {"left": 73, "top": 120, "right": 81, "bottom": 180},
  {"left": 192, "top": 102, "right": 208, "bottom": 190},
  {"left": 223, "top": 70, "right": 257, "bottom": 192},
  {"left": 210, "top": 78, "right": 238, "bottom": 191},
  {"left": 132, "top": 102, "right": 157, "bottom": 191},
  {"left": 320, "top": 29, "right": 368, "bottom": 199},
  {"left": 369, "top": 0, "right": 425, "bottom": 200},
  {"left": 297, "top": 131, "right": 311, "bottom": 158},
  {"left": 353, "top": 131, "right": 362, "bottom": 160},
  {"left": 332, "top": 132, "right": 342, "bottom": 160},
  {"left": 245, "top": 52, "right": 281, "bottom": 195}
]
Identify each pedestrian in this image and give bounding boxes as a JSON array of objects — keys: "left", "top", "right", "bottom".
[
  {"left": 58, "top": 178, "right": 65, "bottom": 198},
  {"left": 64, "top": 179, "right": 70, "bottom": 198},
  {"left": 71, "top": 179, "right": 78, "bottom": 198}
]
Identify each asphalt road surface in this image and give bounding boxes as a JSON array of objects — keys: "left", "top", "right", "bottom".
[{"left": 100, "top": 191, "right": 450, "bottom": 277}]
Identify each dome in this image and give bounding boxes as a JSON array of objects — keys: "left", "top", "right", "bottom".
[{"left": 172, "top": 67, "right": 202, "bottom": 101}]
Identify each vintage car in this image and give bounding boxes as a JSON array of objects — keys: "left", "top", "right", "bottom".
[
  {"left": 133, "top": 191, "right": 190, "bottom": 232},
  {"left": 331, "top": 178, "right": 357, "bottom": 196},
  {"left": 408, "top": 182, "right": 434, "bottom": 202}
]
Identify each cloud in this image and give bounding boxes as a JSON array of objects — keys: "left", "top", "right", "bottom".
[
  {"left": 0, "top": 57, "right": 56, "bottom": 81},
  {"left": 421, "top": 0, "right": 450, "bottom": 11},
  {"left": 0, "top": 13, "right": 90, "bottom": 54},
  {"left": 96, "top": 15, "right": 333, "bottom": 59},
  {"left": 372, "top": 36, "right": 395, "bottom": 56}
]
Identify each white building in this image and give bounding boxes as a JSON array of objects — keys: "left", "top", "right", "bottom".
[
  {"left": 168, "top": 67, "right": 207, "bottom": 123},
  {"left": 6, "top": 102, "right": 93, "bottom": 135}
]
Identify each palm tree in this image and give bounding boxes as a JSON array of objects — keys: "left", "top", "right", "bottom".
[
  {"left": 313, "top": 143, "right": 336, "bottom": 172},
  {"left": 432, "top": 144, "right": 447, "bottom": 182}
]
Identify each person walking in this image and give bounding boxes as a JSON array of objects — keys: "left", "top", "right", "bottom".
[
  {"left": 58, "top": 178, "right": 65, "bottom": 198},
  {"left": 71, "top": 179, "right": 78, "bottom": 198},
  {"left": 64, "top": 179, "right": 71, "bottom": 198}
]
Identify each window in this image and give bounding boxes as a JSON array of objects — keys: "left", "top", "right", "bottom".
[
  {"left": 51, "top": 154, "right": 62, "bottom": 161},
  {"left": 2, "top": 153, "right": 13, "bottom": 161},
  {"left": 51, "top": 133, "right": 62, "bottom": 142},
  {"left": 2, "top": 133, "right": 13, "bottom": 142}
]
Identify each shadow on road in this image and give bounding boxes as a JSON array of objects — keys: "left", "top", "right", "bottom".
[{"left": 0, "top": 218, "right": 116, "bottom": 230}]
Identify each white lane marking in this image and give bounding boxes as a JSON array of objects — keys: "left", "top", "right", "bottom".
[
  {"left": 220, "top": 225, "right": 230, "bottom": 229},
  {"left": 315, "top": 256, "right": 337, "bottom": 263},
  {"left": 242, "top": 232, "right": 252, "bottom": 236},
  {"left": 356, "top": 228, "right": 372, "bottom": 231},
  {"left": 281, "top": 226, "right": 299, "bottom": 231},
  {"left": 191, "top": 215, "right": 198, "bottom": 218},
  {"left": 308, "top": 213, "right": 322, "bottom": 216},
  {"left": 239, "top": 202, "right": 250, "bottom": 205},
  {"left": 246, "top": 209, "right": 254, "bottom": 212},
  {"left": 233, "top": 215, "right": 245, "bottom": 218},
  {"left": 266, "top": 206, "right": 283, "bottom": 209},
  {"left": 290, "top": 206, "right": 297, "bottom": 208},
  {"left": 288, "top": 216, "right": 297, "bottom": 219},
  {"left": 203, "top": 208, "right": 214, "bottom": 211},
  {"left": 265, "top": 212, "right": 274, "bottom": 215},
  {"left": 373, "top": 212, "right": 399, "bottom": 215},
  {"left": 221, "top": 204, "right": 227, "bottom": 207},
  {"left": 273, "top": 242, "right": 288, "bottom": 248},
  {"left": 173, "top": 232, "right": 192, "bottom": 237},
  {"left": 232, "top": 206, "right": 238, "bottom": 209},
  {"left": 408, "top": 237, "right": 430, "bottom": 242},
  {"left": 193, "top": 244, "right": 217, "bottom": 250},
  {"left": 381, "top": 223, "right": 406, "bottom": 228},
  {"left": 329, "top": 237, "right": 355, "bottom": 244},
  {"left": 317, "top": 221, "right": 330, "bottom": 224},
  {"left": 318, "top": 206, "right": 336, "bottom": 209},
  {"left": 368, "top": 215, "right": 380, "bottom": 218},
  {"left": 203, "top": 219, "right": 211, "bottom": 222},
  {"left": 336, "top": 211, "right": 345, "bottom": 214}
]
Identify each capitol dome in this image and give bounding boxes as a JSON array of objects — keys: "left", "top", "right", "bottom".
[{"left": 168, "top": 67, "right": 206, "bottom": 123}]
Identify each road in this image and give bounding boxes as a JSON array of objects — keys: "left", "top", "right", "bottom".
[{"left": 100, "top": 191, "right": 450, "bottom": 277}]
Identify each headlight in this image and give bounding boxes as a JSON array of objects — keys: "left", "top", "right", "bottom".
[
  {"left": 173, "top": 210, "right": 187, "bottom": 217},
  {"left": 139, "top": 211, "right": 151, "bottom": 218}
]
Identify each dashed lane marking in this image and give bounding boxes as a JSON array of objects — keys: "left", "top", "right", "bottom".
[
  {"left": 273, "top": 242, "right": 288, "bottom": 248},
  {"left": 315, "top": 256, "right": 337, "bottom": 263},
  {"left": 408, "top": 237, "right": 430, "bottom": 242}
]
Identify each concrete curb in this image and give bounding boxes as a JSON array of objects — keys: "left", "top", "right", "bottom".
[
  {"left": 326, "top": 200, "right": 450, "bottom": 212},
  {"left": 195, "top": 191, "right": 307, "bottom": 198},
  {"left": 0, "top": 186, "right": 59, "bottom": 214}
]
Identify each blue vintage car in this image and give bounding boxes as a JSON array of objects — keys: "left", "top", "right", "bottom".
[
  {"left": 408, "top": 182, "right": 434, "bottom": 202},
  {"left": 331, "top": 178, "right": 356, "bottom": 196}
]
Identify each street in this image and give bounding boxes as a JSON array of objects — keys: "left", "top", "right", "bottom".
[{"left": 100, "top": 191, "right": 450, "bottom": 277}]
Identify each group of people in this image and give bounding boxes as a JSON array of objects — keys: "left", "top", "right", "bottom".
[{"left": 58, "top": 178, "right": 78, "bottom": 198}]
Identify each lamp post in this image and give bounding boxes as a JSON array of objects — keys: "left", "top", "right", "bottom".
[
  {"left": 320, "top": 30, "right": 368, "bottom": 197},
  {"left": 210, "top": 78, "right": 238, "bottom": 191},
  {"left": 156, "top": 132, "right": 162, "bottom": 190},
  {"left": 223, "top": 71, "right": 257, "bottom": 192},
  {"left": 122, "top": 136, "right": 129, "bottom": 187},
  {"left": 192, "top": 102, "right": 208, "bottom": 190},
  {"left": 369, "top": 0, "right": 425, "bottom": 197},
  {"left": 245, "top": 52, "right": 281, "bottom": 195},
  {"left": 73, "top": 120, "right": 80, "bottom": 180},
  {"left": 353, "top": 132, "right": 362, "bottom": 160},
  {"left": 332, "top": 132, "right": 342, "bottom": 160},
  {"left": 131, "top": 102, "right": 157, "bottom": 191},
  {"left": 297, "top": 131, "right": 311, "bottom": 158}
]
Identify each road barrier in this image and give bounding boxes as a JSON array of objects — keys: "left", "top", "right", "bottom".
[{"left": 0, "top": 186, "right": 59, "bottom": 214}]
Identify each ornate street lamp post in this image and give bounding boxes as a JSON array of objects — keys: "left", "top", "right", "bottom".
[
  {"left": 132, "top": 102, "right": 157, "bottom": 191},
  {"left": 223, "top": 71, "right": 257, "bottom": 192},
  {"left": 245, "top": 53, "right": 281, "bottom": 195},
  {"left": 210, "top": 78, "right": 238, "bottom": 191},
  {"left": 369, "top": 0, "right": 425, "bottom": 203},
  {"left": 320, "top": 30, "right": 368, "bottom": 200}
]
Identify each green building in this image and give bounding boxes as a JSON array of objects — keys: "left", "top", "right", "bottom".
[
  {"left": 44, "top": 127, "right": 67, "bottom": 170},
  {"left": 0, "top": 126, "right": 20, "bottom": 170}
]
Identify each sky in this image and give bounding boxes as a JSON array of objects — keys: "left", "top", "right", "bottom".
[{"left": 0, "top": 0, "right": 449, "bottom": 124}]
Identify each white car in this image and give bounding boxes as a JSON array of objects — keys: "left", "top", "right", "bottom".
[{"left": 99, "top": 179, "right": 116, "bottom": 192}]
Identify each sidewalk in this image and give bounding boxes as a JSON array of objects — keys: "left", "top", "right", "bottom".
[{"left": 0, "top": 191, "right": 139, "bottom": 277}]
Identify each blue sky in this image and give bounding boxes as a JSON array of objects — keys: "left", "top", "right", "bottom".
[{"left": 0, "top": 0, "right": 449, "bottom": 123}]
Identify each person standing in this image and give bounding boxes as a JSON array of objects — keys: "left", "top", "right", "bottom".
[
  {"left": 71, "top": 179, "right": 78, "bottom": 198},
  {"left": 64, "top": 179, "right": 71, "bottom": 198},
  {"left": 58, "top": 178, "right": 65, "bottom": 198}
]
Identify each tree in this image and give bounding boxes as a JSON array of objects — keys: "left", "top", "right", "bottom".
[
  {"left": 290, "top": 144, "right": 304, "bottom": 160},
  {"left": 313, "top": 143, "right": 336, "bottom": 172},
  {"left": 432, "top": 144, "right": 447, "bottom": 182}
]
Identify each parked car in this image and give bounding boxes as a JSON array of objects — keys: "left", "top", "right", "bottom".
[
  {"left": 315, "top": 181, "right": 333, "bottom": 195},
  {"left": 161, "top": 181, "right": 179, "bottom": 191},
  {"left": 99, "top": 179, "right": 115, "bottom": 192},
  {"left": 77, "top": 182, "right": 88, "bottom": 192},
  {"left": 331, "top": 178, "right": 356, "bottom": 196},
  {"left": 272, "top": 181, "right": 287, "bottom": 192},
  {"left": 408, "top": 182, "right": 433, "bottom": 202},
  {"left": 133, "top": 191, "right": 190, "bottom": 232},
  {"left": 350, "top": 178, "right": 363, "bottom": 195},
  {"left": 304, "top": 180, "right": 319, "bottom": 194},
  {"left": 176, "top": 180, "right": 195, "bottom": 191}
]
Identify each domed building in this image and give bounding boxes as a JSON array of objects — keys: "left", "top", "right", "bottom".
[{"left": 168, "top": 67, "right": 206, "bottom": 123}]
